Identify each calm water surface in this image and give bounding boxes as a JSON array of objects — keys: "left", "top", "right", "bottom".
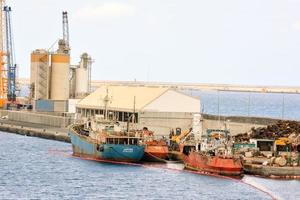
[
  {"left": 1, "top": 132, "right": 299, "bottom": 199},
  {"left": 184, "top": 90, "right": 300, "bottom": 120}
]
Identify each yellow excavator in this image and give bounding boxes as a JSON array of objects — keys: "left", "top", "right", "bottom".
[
  {"left": 169, "top": 127, "right": 194, "bottom": 153},
  {"left": 171, "top": 128, "right": 192, "bottom": 144},
  {"left": 275, "top": 137, "right": 290, "bottom": 146},
  {"left": 275, "top": 137, "right": 292, "bottom": 152}
]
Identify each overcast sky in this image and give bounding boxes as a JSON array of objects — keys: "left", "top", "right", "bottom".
[{"left": 9, "top": 0, "right": 300, "bottom": 86}]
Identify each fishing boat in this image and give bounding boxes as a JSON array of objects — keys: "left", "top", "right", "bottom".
[
  {"left": 183, "top": 129, "right": 243, "bottom": 177},
  {"left": 69, "top": 89, "right": 145, "bottom": 163},
  {"left": 69, "top": 117, "right": 145, "bottom": 163}
]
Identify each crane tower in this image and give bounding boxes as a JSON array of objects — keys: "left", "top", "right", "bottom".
[{"left": 0, "top": 0, "right": 6, "bottom": 107}]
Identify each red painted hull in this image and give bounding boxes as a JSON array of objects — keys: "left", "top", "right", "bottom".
[
  {"left": 183, "top": 152, "right": 243, "bottom": 177},
  {"left": 144, "top": 140, "right": 169, "bottom": 162}
]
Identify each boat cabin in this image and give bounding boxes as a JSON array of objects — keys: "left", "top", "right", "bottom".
[{"left": 249, "top": 139, "right": 274, "bottom": 152}]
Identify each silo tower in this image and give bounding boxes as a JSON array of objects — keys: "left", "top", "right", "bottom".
[
  {"left": 75, "top": 53, "right": 91, "bottom": 98},
  {"left": 30, "top": 49, "right": 50, "bottom": 100},
  {"left": 50, "top": 40, "right": 70, "bottom": 100}
]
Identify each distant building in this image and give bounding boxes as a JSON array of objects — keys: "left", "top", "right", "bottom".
[{"left": 76, "top": 85, "right": 200, "bottom": 134}]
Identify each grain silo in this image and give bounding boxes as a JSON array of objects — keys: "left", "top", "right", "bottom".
[
  {"left": 75, "top": 53, "right": 90, "bottom": 98},
  {"left": 50, "top": 52, "right": 70, "bottom": 100},
  {"left": 30, "top": 49, "right": 50, "bottom": 100}
]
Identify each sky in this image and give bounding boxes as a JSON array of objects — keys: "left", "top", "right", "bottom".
[{"left": 8, "top": 0, "right": 300, "bottom": 86}]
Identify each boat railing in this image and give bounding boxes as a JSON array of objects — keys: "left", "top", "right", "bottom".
[
  {"left": 71, "top": 124, "right": 90, "bottom": 137},
  {"left": 105, "top": 137, "right": 142, "bottom": 146}
]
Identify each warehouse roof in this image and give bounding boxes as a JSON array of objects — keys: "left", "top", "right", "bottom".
[{"left": 76, "top": 85, "right": 170, "bottom": 112}]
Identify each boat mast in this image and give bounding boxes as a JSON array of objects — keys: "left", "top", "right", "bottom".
[
  {"left": 104, "top": 88, "right": 109, "bottom": 120},
  {"left": 132, "top": 96, "right": 136, "bottom": 124},
  {"left": 127, "top": 96, "right": 136, "bottom": 132}
]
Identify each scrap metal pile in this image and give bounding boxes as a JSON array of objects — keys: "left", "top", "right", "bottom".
[{"left": 234, "top": 120, "right": 300, "bottom": 145}]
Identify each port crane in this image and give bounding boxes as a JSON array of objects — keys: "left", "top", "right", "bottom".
[
  {"left": 0, "top": 0, "right": 17, "bottom": 107},
  {"left": 4, "top": 6, "right": 16, "bottom": 102}
]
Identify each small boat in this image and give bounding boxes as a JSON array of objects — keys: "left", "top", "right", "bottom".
[
  {"left": 69, "top": 117, "right": 145, "bottom": 163},
  {"left": 183, "top": 129, "right": 243, "bottom": 177}
]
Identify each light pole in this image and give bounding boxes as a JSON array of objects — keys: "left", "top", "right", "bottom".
[
  {"left": 247, "top": 92, "right": 251, "bottom": 117},
  {"left": 281, "top": 93, "right": 285, "bottom": 119},
  {"left": 217, "top": 90, "right": 220, "bottom": 129}
]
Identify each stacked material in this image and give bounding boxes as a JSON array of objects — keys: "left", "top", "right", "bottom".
[{"left": 234, "top": 120, "right": 300, "bottom": 144}]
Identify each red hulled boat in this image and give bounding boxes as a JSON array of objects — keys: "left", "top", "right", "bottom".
[
  {"left": 183, "top": 152, "right": 243, "bottom": 177},
  {"left": 182, "top": 129, "right": 243, "bottom": 177}
]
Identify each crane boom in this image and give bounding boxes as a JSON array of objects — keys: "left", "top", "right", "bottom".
[{"left": 62, "top": 11, "right": 70, "bottom": 51}]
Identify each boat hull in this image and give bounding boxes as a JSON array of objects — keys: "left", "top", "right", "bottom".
[
  {"left": 69, "top": 128, "right": 145, "bottom": 162},
  {"left": 143, "top": 146, "right": 169, "bottom": 162},
  {"left": 143, "top": 141, "right": 169, "bottom": 162},
  {"left": 183, "top": 152, "right": 243, "bottom": 177}
]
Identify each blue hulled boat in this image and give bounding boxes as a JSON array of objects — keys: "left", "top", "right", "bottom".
[{"left": 68, "top": 120, "right": 145, "bottom": 163}]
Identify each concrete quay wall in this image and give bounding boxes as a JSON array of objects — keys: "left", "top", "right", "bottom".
[
  {"left": 0, "top": 110, "right": 73, "bottom": 128},
  {"left": 0, "top": 121, "right": 70, "bottom": 143}
]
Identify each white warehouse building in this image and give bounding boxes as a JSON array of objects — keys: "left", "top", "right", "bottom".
[{"left": 76, "top": 85, "right": 200, "bottom": 135}]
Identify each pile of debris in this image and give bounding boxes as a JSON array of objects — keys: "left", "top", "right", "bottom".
[{"left": 234, "top": 120, "right": 300, "bottom": 144}]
